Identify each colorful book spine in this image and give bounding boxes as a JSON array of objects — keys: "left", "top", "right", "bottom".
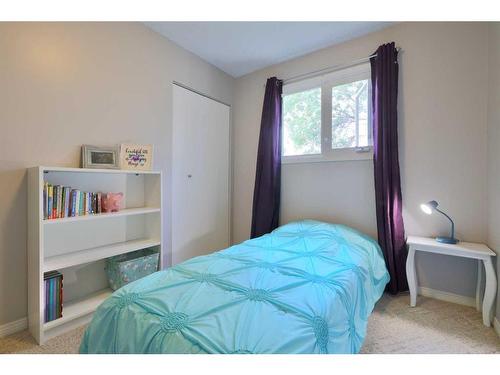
[
  {"left": 44, "top": 271, "right": 63, "bottom": 323},
  {"left": 60, "top": 187, "right": 66, "bottom": 218},
  {"left": 85, "top": 192, "right": 90, "bottom": 215},
  {"left": 44, "top": 278, "right": 48, "bottom": 322},
  {"left": 78, "top": 191, "right": 84, "bottom": 216},
  {"left": 97, "top": 192, "right": 102, "bottom": 214},
  {"left": 82, "top": 192, "right": 86, "bottom": 216},
  {"left": 60, "top": 188, "right": 64, "bottom": 218},
  {"left": 52, "top": 185, "right": 57, "bottom": 219},
  {"left": 73, "top": 190, "right": 79, "bottom": 216},
  {"left": 59, "top": 276, "right": 63, "bottom": 318},
  {"left": 59, "top": 186, "right": 63, "bottom": 217},
  {"left": 48, "top": 185, "right": 53, "bottom": 220},
  {"left": 54, "top": 278, "right": 59, "bottom": 320},
  {"left": 64, "top": 187, "right": 71, "bottom": 218},
  {"left": 55, "top": 186, "right": 59, "bottom": 219},
  {"left": 57, "top": 186, "right": 63, "bottom": 218},
  {"left": 43, "top": 183, "right": 48, "bottom": 220},
  {"left": 70, "top": 190, "right": 76, "bottom": 217},
  {"left": 49, "top": 277, "right": 54, "bottom": 321},
  {"left": 56, "top": 185, "right": 60, "bottom": 218}
]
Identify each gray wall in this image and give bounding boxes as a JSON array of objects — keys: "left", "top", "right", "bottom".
[
  {"left": 232, "top": 22, "right": 490, "bottom": 300},
  {"left": 487, "top": 23, "right": 500, "bottom": 322},
  {"left": 0, "top": 22, "right": 234, "bottom": 326}
]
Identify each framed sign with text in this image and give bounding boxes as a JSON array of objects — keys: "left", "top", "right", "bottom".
[{"left": 119, "top": 144, "right": 153, "bottom": 171}]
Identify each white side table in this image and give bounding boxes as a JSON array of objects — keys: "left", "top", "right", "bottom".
[{"left": 406, "top": 236, "right": 497, "bottom": 327}]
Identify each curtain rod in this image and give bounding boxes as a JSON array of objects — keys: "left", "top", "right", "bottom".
[{"left": 270, "top": 47, "right": 402, "bottom": 86}]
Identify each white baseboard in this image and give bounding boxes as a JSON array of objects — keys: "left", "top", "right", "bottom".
[
  {"left": 0, "top": 317, "right": 27, "bottom": 338},
  {"left": 418, "top": 286, "right": 476, "bottom": 307},
  {"left": 494, "top": 317, "right": 500, "bottom": 338}
]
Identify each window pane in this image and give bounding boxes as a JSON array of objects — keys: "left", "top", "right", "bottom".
[
  {"left": 331, "top": 79, "right": 370, "bottom": 149},
  {"left": 282, "top": 87, "right": 321, "bottom": 156}
]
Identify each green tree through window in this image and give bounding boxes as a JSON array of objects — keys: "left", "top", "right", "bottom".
[
  {"left": 282, "top": 88, "right": 321, "bottom": 156},
  {"left": 332, "top": 80, "right": 369, "bottom": 149}
]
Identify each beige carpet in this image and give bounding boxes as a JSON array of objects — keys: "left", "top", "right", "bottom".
[
  {"left": 361, "top": 293, "right": 499, "bottom": 353},
  {"left": 1, "top": 293, "right": 499, "bottom": 354}
]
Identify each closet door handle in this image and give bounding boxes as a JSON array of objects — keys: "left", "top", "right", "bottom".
[{"left": 187, "top": 174, "right": 192, "bottom": 178}]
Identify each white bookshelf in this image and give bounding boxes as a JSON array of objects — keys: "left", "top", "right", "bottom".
[{"left": 28, "top": 166, "right": 163, "bottom": 344}]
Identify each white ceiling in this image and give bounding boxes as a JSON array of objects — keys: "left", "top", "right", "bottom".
[{"left": 144, "top": 22, "right": 393, "bottom": 78}]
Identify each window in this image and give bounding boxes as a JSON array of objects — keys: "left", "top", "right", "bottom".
[
  {"left": 282, "top": 63, "right": 372, "bottom": 163},
  {"left": 282, "top": 87, "right": 321, "bottom": 156},
  {"left": 331, "top": 79, "right": 370, "bottom": 149}
]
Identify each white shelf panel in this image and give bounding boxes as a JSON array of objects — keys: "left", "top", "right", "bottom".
[
  {"left": 43, "top": 288, "right": 113, "bottom": 331},
  {"left": 43, "top": 207, "right": 160, "bottom": 225},
  {"left": 44, "top": 238, "right": 161, "bottom": 272},
  {"left": 41, "top": 166, "right": 161, "bottom": 175}
]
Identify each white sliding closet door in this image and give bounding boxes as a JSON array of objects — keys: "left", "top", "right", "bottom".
[{"left": 172, "top": 84, "right": 230, "bottom": 264}]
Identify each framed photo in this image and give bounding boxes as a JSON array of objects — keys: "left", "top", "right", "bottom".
[
  {"left": 81, "top": 145, "right": 120, "bottom": 169},
  {"left": 119, "top": 144, "right": 153, "bottom": 171}
]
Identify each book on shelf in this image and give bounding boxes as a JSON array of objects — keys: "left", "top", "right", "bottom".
[
  {"left": 43, "top": 183, "right": 47, "bottom": 220},
  {"left": 56, "top": 186, "right": 62, "bottom": 219},
  {"left": 64, "top": 187, "right": 70, "bottom": 217},
  {"left": 43, "top": 184, "right": 105, "bottom": 220},
  {"left": 44, "top": 271, "right": 63, "bottom": 323},
  {"left": 46, "top": 184, "right": 53, "bottom": 220},
  {"left": 78, "top": 191, "right": 84, "bottom": 216}
]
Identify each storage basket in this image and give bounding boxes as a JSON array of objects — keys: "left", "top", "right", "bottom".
[{"left": 105, "top": 247, "right": 159, "bottom": 291}]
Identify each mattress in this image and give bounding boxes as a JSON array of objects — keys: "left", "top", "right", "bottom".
[{"left": 80, "top": 220, "right": 389, "bottom": 354}]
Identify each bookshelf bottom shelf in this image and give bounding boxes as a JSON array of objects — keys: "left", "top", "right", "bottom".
[{"left": 43, "top": 288, "right": 113, "bottom": 331}]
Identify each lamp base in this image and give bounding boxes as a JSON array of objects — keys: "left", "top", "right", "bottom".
[{"left": 435, "top": 236, "right": 459, "bottom": 244}]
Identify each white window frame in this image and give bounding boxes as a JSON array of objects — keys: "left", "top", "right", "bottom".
[{"left": 282, "top": 63, "right": 373, "bottom": 164}]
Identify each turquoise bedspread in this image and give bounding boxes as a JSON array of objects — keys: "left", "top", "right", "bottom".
[{"left": 80, "top": 220, "right": 389, "bottom": 354}]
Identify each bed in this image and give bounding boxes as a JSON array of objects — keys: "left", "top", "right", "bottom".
[{"left": 80, "top": 220, "right": 389, "bottom": 354}]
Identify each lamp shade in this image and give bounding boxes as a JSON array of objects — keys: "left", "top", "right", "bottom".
[{"left": 420, "top": 200, "right": 438, "bottom": 215}]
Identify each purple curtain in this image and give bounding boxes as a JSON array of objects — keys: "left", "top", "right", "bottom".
[
  {"left": 251, "top": 77, "right": 283, "bottom": 238},
  {"left": 370, "top": 42, "right": 408, "bottom": 294}
]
